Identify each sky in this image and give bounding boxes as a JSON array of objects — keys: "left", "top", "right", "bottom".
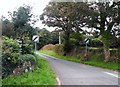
[
  {"left": 0, "top": 0, "right": 115, "bottom": 32},
  {"left": 0, "top": 0, "right": 55, "bottom": 32}
]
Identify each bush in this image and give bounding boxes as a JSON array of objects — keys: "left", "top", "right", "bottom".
[
  {"left": 2, "top": 36, "right": 20, "bottom": 78},
  {"left": 11, "top": 54, "right": 37, "bottom": 75},
  {"left": 76, "top": 54, "right": 83, "bottom": 59},
  {"left": 22, "top": 37, "right": 34, "bottom": 55},
  {"left": 89, "top": 39, "right": 103, "bottom": 47},
  {"left": 90, "top": 54, "right": 104, "bottom": 62},
  {"left": 19, "top": 54, "right": 37, "bottom": 66},
  {"left": 2, "top": 36, "right": 36, "bottom": 78}
]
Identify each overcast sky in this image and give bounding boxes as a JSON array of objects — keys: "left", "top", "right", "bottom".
[{"left": 0, "top": 0, "right": 56, "bottom": 31}]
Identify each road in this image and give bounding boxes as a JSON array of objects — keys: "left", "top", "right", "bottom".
[{"left": 36, "top": 52, "right": 119, "bottom": 87}]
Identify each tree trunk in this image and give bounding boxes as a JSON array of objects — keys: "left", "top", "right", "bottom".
[
  {"left": 100, "top": 29, "right": 111, "bottom": 62},
  {"left": 63, "top": 32, "right": 71, "bottom": 55},
  {"left": 104, "top": 49, "right": 110, "bottom": 62},
  {"left": 103, "top": 40, "right": 110, "bottom": 62}
]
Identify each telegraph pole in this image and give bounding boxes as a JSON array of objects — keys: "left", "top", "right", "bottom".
[{"left": 59, "top": 32, "right": 61, "bottom": 44}]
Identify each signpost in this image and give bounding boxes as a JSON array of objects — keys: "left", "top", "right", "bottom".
[
  {"left": 32, "top": 35, "right": 39, "bottom": 53},
  {"left": 84, "top": 38, "right": 89, "bottom": 56},
  {"left": 16, "top": 38, "right": 23, "bottom": 54},
  {"left": 59, "top": 32, "right": 61, "bottom": 44},
  {"left": 16, "top": 38, "right": 24, "bottom": 62}
]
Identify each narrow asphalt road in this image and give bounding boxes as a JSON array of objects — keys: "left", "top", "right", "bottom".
[{"left": 36, "top": 52, "right": 119, "bottom": 86}]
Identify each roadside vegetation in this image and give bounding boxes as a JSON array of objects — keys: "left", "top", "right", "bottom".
[
  {"left": 38, "top": 1, "right": 120, "bottom": 71},
  {"left": 2, "top": 5, "right": 56, "bottom": 85},
  {"left": 1, "top": 1, "right": 120, "bottom": 86},
  {"left": 40, "top": 50, "right": 120, "bottom": 71},
  {"left": 2, "top": 55, "right": 56, "bottom": 85},
  {"left": 40, "top": 2, "right": 120, "bottom": 63}
]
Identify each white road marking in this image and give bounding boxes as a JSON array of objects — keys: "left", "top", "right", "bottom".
[
  {"left": 56, "top": 77, "right": 61, "bottom": 86},
  {"left": 104, "top": 72, "right": 120, "bottom": 78}
]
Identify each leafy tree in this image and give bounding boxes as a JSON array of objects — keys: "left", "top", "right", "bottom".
[
  {"left": 70, "top": 32, "right": 83, "bottom": 46},
  {"left": 81, "top": 1, "right": 120, "bottom": 62},
  {"left": 40, "top": 2, "right": 87, "bottom": 54},
  {"left": 11, "top": 5, "right": 37, "bottom": 38},
  {"left": 51, "top": 29, "right": 60, "bottom": 44},
  {"left": 2, "top": 18, "right": 14, "bottom": 38},
  {"left": 22, "top": 24, "right": 37, "bottom": 39},
  {"left": 40, "top": 1, "right": 120, "bottom": 61},
  {"left": 37, "top": 28, "right": 52, "bottom": 49}
]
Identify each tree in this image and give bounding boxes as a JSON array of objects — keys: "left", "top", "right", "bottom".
[
  {"left": 40, "top": 1, "right": 120, "bottom": 61},
  {"left": 11, "top": 5, "right": 37, "bottom": 38},
  {"left": 82, "top": 1, "right": 120, "bottom": 62},
  {"left": 51, "top": 29, "right": 59, "bottom": 44},
  {"left": 37, "top": 28, "right": 52, "bottom": 49},
  {"left": 40, "top": 2, "right": 87, "bottom": 54},
  {"left": 2, "top": 18, "right": 14, "bottom": 38}
]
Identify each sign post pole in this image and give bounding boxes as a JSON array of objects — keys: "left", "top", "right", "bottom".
[
  {"left": 35, "top": 42, "right": 37, "bottom": 53},
  {"left": 59, "top": 32, "right": 61, "bottom": 44},
  {"left": 85, "top": 42, "right": 87, "bottom": 56},
  {"left": 16, "top": 38, "right": 24, "bottom": 63},
  {"left": 32, "top": 35, "right": 39, "bottom": 53},
  {"left": 84, "top": 38, "right": 89, "bottom": 57}
]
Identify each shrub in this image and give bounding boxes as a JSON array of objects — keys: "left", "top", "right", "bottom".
[
  {"left": 76, "top": 54, "right": 83, "bottom": 59},
  {"left": 2, "top": 36, "right": 20, "bottom": 78},
  {"left": 11, "top": 54, "right": 37, "bottom": 75},
  {"left": 19, "top": 54, "right": 37, "bottom": 66},
  {"left": 89, "top": 54, "right": 104, "bottom": 62},
  {"left": 22, "top": 37, "right": 34, "bottom": 55},
  {"left": 2, "top": 36, "right": 36, "bottom": 78}
]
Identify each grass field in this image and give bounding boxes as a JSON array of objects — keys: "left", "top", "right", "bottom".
[
  {"left": 40, "top": 50, "right": 120, "bottom": 71},
  {"left": 2, "top": 55, "right": 56, "bottom": 85}
]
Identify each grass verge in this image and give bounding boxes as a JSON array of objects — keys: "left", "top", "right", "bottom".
[
  {"left": 2, "top": 55, "right": 56, "bottom": 85},
  {"left": 40, "top": 50, "right": 120, "bottom": 71}
]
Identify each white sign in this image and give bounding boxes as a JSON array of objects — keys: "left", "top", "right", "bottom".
[
  {"left": 16, "top": 38, "right": 23, "bottom": 44},
  {"left": 84, "top": 38, "right": 89, "bottom": 44},
  {"left": 32, "top": 35, "right": 39, "bottom": 42}
]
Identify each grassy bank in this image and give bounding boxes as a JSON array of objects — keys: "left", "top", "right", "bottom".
[
  {"left": 2, "top": 55, "right": 56, "bottom": 85},
  {"left": 40, "top": 50, "right": 120, "bottom": 71}
]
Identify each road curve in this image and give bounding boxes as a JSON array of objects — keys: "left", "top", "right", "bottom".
[{"left": 36, "top": 52, "right": 119, "bottom": 86}]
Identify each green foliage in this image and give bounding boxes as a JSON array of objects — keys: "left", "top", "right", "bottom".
[
  {"left": 22, "top": 37, "right": 34, "bottom": 54},
  {"left": 90, "top": 54, "right": 104, "bottom": 62},
  {"left": 70, "top": 32, "right": 83, "bottom": 46},
  {"left": 2, "top": 36, "right": 35, "bottom": 78},
  {"left": 76, "top": 54, "right": 82, "bottom": 60},
  {"left": 37, "top": 28, "right": 52, "bottom": 49},
  {"left": 2, "top": 19, "right": 14, "bottom": 38},
  {"left": 90, "top": 38, "right": 103, "bottom": 47},
  {"left": 40, "top": 2, "right": 87, "bottom": 54},
  {"left": 12, "top": 5, "right": 32, "bottom": 28},
  {"left": 2, "top": 5, "right": 38, "bottom": 39},
  {"left": 10, "top": 5, "right": 38, "bottom": 38},
  {"left": 2, "top": 56, "right": 56, "bottom": 85},
  {"left": 19, "top": 54, "right": 37, "bottom": 65},
  {"left": 40, "top": 1, "right": 120, "bottom": 61},
  {"left": 51, "top": 30, "right": 59, "bottom": 44},
  {"left": 2, "top": 36, "right": 20, "bottom": 78}
]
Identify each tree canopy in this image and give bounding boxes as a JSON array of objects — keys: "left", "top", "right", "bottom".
[{"left": 40, "top": 1, "right": 120, "bottom": 61}]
